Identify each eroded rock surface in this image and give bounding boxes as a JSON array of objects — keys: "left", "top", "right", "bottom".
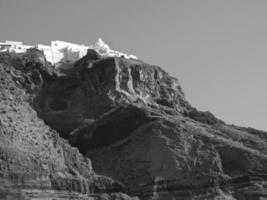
[
  {"left": 70, "top": 105, "right": 267, "bottom": 199},
  {"left": 34, "top": 54, "right": 189, "bottom": 138},
  {"left": 1, "top": 49, "right": 267, "bottom": 200},
  {"left": 0, "top": 50, "right": 137, "bottom": 200}
]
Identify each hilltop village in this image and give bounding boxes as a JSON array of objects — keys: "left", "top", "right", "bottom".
[{"left": 0, "top": 39, "right": 137, "bottom": 66}]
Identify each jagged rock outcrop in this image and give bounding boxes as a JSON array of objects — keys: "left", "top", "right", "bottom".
[
  {"left": 0, "top": 50, "right": 137, "bottom": 200},
  {"left": 33, "top": 54, "right": 189, "bottom": 138},
  {"left": 1, "top": 48, "right": 267, "bottom": 200},
  {"left": 69, "top": 104, "right": 267, "bottom": 199}
]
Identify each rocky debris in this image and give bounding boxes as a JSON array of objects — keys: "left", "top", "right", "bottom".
[{"left": 1, "top": 49, "right": 267, "bottom": 200}]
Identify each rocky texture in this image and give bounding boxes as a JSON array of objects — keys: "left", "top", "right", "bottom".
[
  {"left": 33, "top": 54, "right": 189, "bottom": 138},
  {"left": 70, "top": 105, "right": 267, "bottom": 199},
  {"left": 1, "top": 48, "right": 267, "bottom": 200},
  {"left": 0, "top": 50, "right": 137, "bottom": 200}
]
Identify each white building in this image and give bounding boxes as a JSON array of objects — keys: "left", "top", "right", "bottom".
[
  {"left": 0, "top": 39, "right": 137, "bottom": 66},
  {"left": 91, "top": 38, "right": 137, "bottom": 59},
  {"left": 0, "top": 41, "right": 34, "bottom": 53},
  {"left": 51, "top": 40, "right": 88, "bottom": 64},
  {"left": 36, "top": 44, "right": 54, "bottom": 64},
  {"left": 0, "top": 42, "right": 11, "bottom": 52}
]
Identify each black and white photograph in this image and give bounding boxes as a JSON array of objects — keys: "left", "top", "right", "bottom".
[{"left": 0, "top": 0, "right": 267, "bottom": 199}]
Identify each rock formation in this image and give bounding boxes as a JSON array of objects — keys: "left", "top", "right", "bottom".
[
  {"left": 0, "top": 47, "right": 267, "bottom": 200},
  {"left": 0, "top": 50, "right": 137, "bottom": 200}
]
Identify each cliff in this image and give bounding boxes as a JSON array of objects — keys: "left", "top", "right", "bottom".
[
  {"left": 0, "top": 48, "right": 267, "bottom": 200},
  {"left": 0, "top": 50, "right": 137, "bottom": 200}
]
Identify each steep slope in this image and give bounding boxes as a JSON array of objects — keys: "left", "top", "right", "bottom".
[
  {"left": 33, "top": 53, "right": 189, "bottom": 138},
  {"left": 33, "top": 49, "right": 267, "bottom": 200},
  {"left": 1, "top": 48, "right": 267, "bottom": 200},
  {"left": 0, "top": 50, "right": 137, "bottom": 200},
  {"left": 71, "top": 105, "right": 267, "bottom": 199}
]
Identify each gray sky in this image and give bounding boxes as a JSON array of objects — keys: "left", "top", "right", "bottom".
[{"left": 0, "top": 0, "right": 266, "bottom": 131}]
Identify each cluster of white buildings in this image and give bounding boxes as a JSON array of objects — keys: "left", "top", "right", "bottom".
[
  {"left": 0, "top": 39, "right": 137, "bottom": 65},
  {"left": 0, "top": 41, "right": 33, "bottom": 54}
]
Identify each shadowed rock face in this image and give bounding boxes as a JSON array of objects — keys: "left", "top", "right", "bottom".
[
  {"left": 0, "top": 51, "right": 136, "bottom": 200},
  {"left": 70, "top": 105, "right": 157, "bottom": 153},
  {"left": 33, "top": 55, "right": 189, "bottom": 138},
  {"left": 1, "top": 49, "right": 267, "bottom": 200},
  {"left": 69, "top": 105, "right": 267, "bottom": 199}
]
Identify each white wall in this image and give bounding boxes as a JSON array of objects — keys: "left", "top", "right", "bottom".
[
  {"left": 51, "top": 41, "right": 88, "bottom": 64},
  {"left": 1, "top": 39, "right": 137, "bottom": 66},
  {"left": 2, "top": 41, "right": 33, "bottom": 53},
  {"left": 0, "top": 44, "right": 11, "bottom": 52},
  {"left": 37, "top": 44, "right": 54, "bottom": 64}
]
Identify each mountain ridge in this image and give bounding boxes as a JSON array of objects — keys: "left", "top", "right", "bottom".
[{"left": 0, "top": 47, "right": 266, "bottom": 200}]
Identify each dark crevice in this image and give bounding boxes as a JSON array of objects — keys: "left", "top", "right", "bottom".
[
  {"left": 49, "top": 98, "right": 68, "bottom": 110},
  {"left": 70, "top": 105, "right": 156, "bottom": 154}
]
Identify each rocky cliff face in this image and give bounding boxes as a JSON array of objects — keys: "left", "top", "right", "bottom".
[
  {"left": 33, "top": 51, "right": 189, "bottom": 138},
  {"left": 0, "top": 50, "right": 136, "bottom": 200},
  {"left": 0, "top": 49, "right": 267, "bottom": 200}
]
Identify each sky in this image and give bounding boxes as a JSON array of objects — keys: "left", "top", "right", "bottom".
[{"left": 0, "top": 0, "right": 266, "bottom": 131}]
